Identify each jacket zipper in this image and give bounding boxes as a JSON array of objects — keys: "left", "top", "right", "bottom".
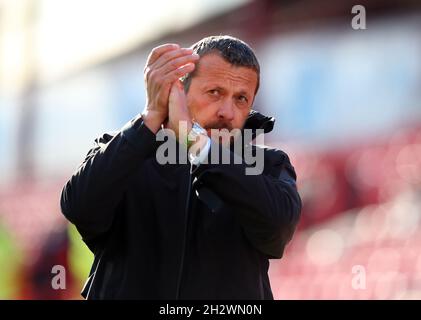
[
  {"left": 85, "top": 248, "right": 105, "bottom": 299},
  {"left": 257, "top": 257, "right": 264, "bottom": 300},
  {"left": 175, "top": 163, "right": 194, "bottom": 299}
]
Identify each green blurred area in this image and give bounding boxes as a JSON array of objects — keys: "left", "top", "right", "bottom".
[
  {"left": 0, "top": 221, "right": 94, "bottom": 300},
  {"left": 67, "top": 223, "right": 94, "bottom": 296},
  {"left": 0, "top": 219, "right": 23, "bottom": 299}
]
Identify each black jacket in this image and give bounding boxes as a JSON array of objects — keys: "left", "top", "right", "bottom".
[{"left": 60, "top": 111, "right": 302, "bottom": 300}]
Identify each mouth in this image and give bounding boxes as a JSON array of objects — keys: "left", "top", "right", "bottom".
[
  {"left": 205, "top": 125, "right": 232, "bottom": 132},
  {"left": 206, "top": 128, "right": 231, "bottom": 137}
]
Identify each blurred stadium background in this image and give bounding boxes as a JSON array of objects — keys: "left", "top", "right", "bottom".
[{"left": 1, "top": 0, "right": 421, "bottom": 299}]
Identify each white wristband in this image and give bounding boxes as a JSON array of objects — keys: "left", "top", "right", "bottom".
[{"left": 188, "top": 136, "right": 211, "bottom": 165}]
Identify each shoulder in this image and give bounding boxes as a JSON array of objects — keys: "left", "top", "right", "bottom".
[
  {"left": 93, "top": 131, "right": 119, "bottom": 147},
  {"left": 95, "top": 131, "right": 118, "bottom": 145},
  {"left": 82, "top": 131, "right": 119, "bottom": 160},
  {"left": 253, "top": 144, "right": 292, "bottom": 165},
  {"left": 252, "top": 144, "right": 297, "bottom": 180}
]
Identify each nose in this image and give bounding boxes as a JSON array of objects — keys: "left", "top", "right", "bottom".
[{"left": 217, "top": 99, "right": 235, "bottom": 122}]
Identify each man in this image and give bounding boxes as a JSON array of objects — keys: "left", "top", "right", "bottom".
[{"left": 60, "top": 35, "right": 302, "bottom": 299}]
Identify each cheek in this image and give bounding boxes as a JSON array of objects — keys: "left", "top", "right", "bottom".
[
  {"left": 195, "top": 107, "right": 216, "bottom": 126},
  {"left": 188, "top": 96, "right": 215, "bottom": 120},
  {"left": 234, "top": 108, "right": 250, "bottom": 127}
]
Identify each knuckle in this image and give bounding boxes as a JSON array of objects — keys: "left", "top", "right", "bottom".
[
  {"left": 149, "top": 70, "right": 157, "bottom": 81},
  {"left": 166, "top": 48, "right": 182, "bottom": 60},
  {"left": 168, "top": 60, "right": 178, "bottom": 69},
  {"left": 161, "top": 52, "right": 174, "bottom": 63},
  {"left": 144, "top": 66, "right": 151, "bottom": 76},
  {"left": 152, "top": 46, "right": 162, "bottom": 55},
  {"left": 161, "top": 76, "right": 171, "bottom": 85},
  {"left": 147, "top": 52, "right": 157, "bottom": 63},
  {"left": 175, "top": 56, "right": 186, "bottom": 66}
]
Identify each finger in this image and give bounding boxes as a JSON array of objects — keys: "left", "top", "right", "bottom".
[
  {"left": 144, "top": 48, "right": 194, "bottom": 81},
  {"left": 159, "top": 53, "right": 199, "bottom": 76},
  {"left": 152, "top": 47, "right": 194, "bottom": 69},
  {"left": 164, "top": 63, "right": 196, "bottom": 82},
  {"left": 146, "top": 43, "right": 180, "bottom": 66},
  {"left": 169, "top": 80, "right": 184, "bottom": 98},
  {"left": 175, "top": 79, "right": 184, "bottom": 90},
  {"left": 169, "top": 81, "right": 178, "bottom": 101},
  {"left": 168, "top": 81, "right": 187, "bottom": 119}
]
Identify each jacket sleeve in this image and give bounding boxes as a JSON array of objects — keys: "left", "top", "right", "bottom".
[
  {"left": 193, "top": 141, "right": 302, "bottom": 259},
  {"left": 60, "top": 115, "right": 157, "bottom": 244}
]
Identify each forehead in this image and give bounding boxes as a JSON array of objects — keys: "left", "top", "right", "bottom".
[{"left": 193, "top": 53, "right": 258, "bottom": 92}]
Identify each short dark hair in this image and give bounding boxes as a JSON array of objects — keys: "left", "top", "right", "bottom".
[{"left": 181, "top": 35, "right": 260, "bottom": 94}]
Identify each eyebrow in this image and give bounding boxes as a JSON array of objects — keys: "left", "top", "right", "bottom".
[
  {"left": 236, "top": 90, "right": 250, "bottom": 97},
  {"left": 203, "top": 84, "right": 223, "bottom": 90},
  {"left": 203, "top": 85, "right": 251, "bottom": 97}
]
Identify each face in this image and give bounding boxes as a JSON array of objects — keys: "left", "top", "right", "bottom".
[{"left": 186, "top": 53, "right": 258, "bottom": 144}]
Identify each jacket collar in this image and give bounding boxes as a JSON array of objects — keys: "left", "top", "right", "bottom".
[
  {"left": 242, "top": 109, "right": 275, "bottom": 142},
  {"left": 151, "top": 110, "right": 275, "bottom": 182}
]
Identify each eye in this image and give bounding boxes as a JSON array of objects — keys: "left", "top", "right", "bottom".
[
  {"left": 238, "top": 95, "right": 248, "bottom": 103},
  {"left": 207, "top": 89, "right": 221, "bottom": 100}
]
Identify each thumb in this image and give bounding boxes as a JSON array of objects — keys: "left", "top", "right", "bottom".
[
  {"left": 169, "top": 80, "right": 184, "bottom": 101},
  {"left": 173, "top": 79, "right": 184, "bottom": 93}
]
